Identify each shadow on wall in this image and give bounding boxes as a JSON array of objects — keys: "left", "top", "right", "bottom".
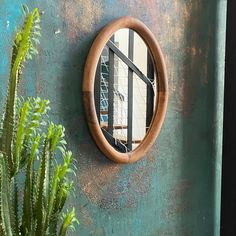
[{"left": 181, "top": 1, "right": 220, "bottom": 235}]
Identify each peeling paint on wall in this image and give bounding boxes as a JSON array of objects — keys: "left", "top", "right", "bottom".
[
  {"left": 78, "top": 143, "right": 158, "bottom": 211},
  {"left": 61, "top": 0, "right": 103, "bottom": 41}
]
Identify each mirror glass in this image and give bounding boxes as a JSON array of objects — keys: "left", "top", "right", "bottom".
[{"left": 94, "top": 29, "right": 157, "bottom": 153}]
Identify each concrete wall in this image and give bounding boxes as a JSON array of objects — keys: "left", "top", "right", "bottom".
[{"left": 0, "top": 0, "right": 227, "bottom": 235}]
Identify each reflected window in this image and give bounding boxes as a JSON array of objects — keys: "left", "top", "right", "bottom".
[{"left": 94, "top": 29, "right": 157, "bottom": 152}]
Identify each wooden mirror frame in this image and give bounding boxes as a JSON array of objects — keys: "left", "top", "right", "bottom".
[{"left": 83, "top": 16, "right": 168, "bottom": 163}]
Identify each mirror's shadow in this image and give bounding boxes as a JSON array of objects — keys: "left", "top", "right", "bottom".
[{"left": 94, "top": 29, "right": 157, "bottom": 153}]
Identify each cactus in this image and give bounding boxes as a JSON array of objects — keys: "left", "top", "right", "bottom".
[{"left": 0, "top": 5, "right": 79, "bottom": 236}]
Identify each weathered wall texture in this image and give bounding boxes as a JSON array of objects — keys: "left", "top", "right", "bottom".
[{"left": 0, "top": 0, "right": 227, "bottom": 235}]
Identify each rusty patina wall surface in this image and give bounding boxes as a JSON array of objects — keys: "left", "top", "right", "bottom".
[{"left": 0, "top": 0, "right": 226, "bottom": 235}]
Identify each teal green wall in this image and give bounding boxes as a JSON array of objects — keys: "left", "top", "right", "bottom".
[{"left": 0, "top": 0, "right": 227, "bottom": 235}]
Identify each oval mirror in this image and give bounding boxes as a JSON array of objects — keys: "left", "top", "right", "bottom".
[{"left": 83, "top": 17, "right": 168, "bottom": 163}]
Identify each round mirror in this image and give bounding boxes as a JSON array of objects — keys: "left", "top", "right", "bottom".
[{"left": 83, "top": 17, "right": 168, "bottom": 163}]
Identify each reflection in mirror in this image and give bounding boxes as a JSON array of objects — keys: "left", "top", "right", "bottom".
[{"left": 94, "top": 29, "right": 157, "bottom": 153}]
